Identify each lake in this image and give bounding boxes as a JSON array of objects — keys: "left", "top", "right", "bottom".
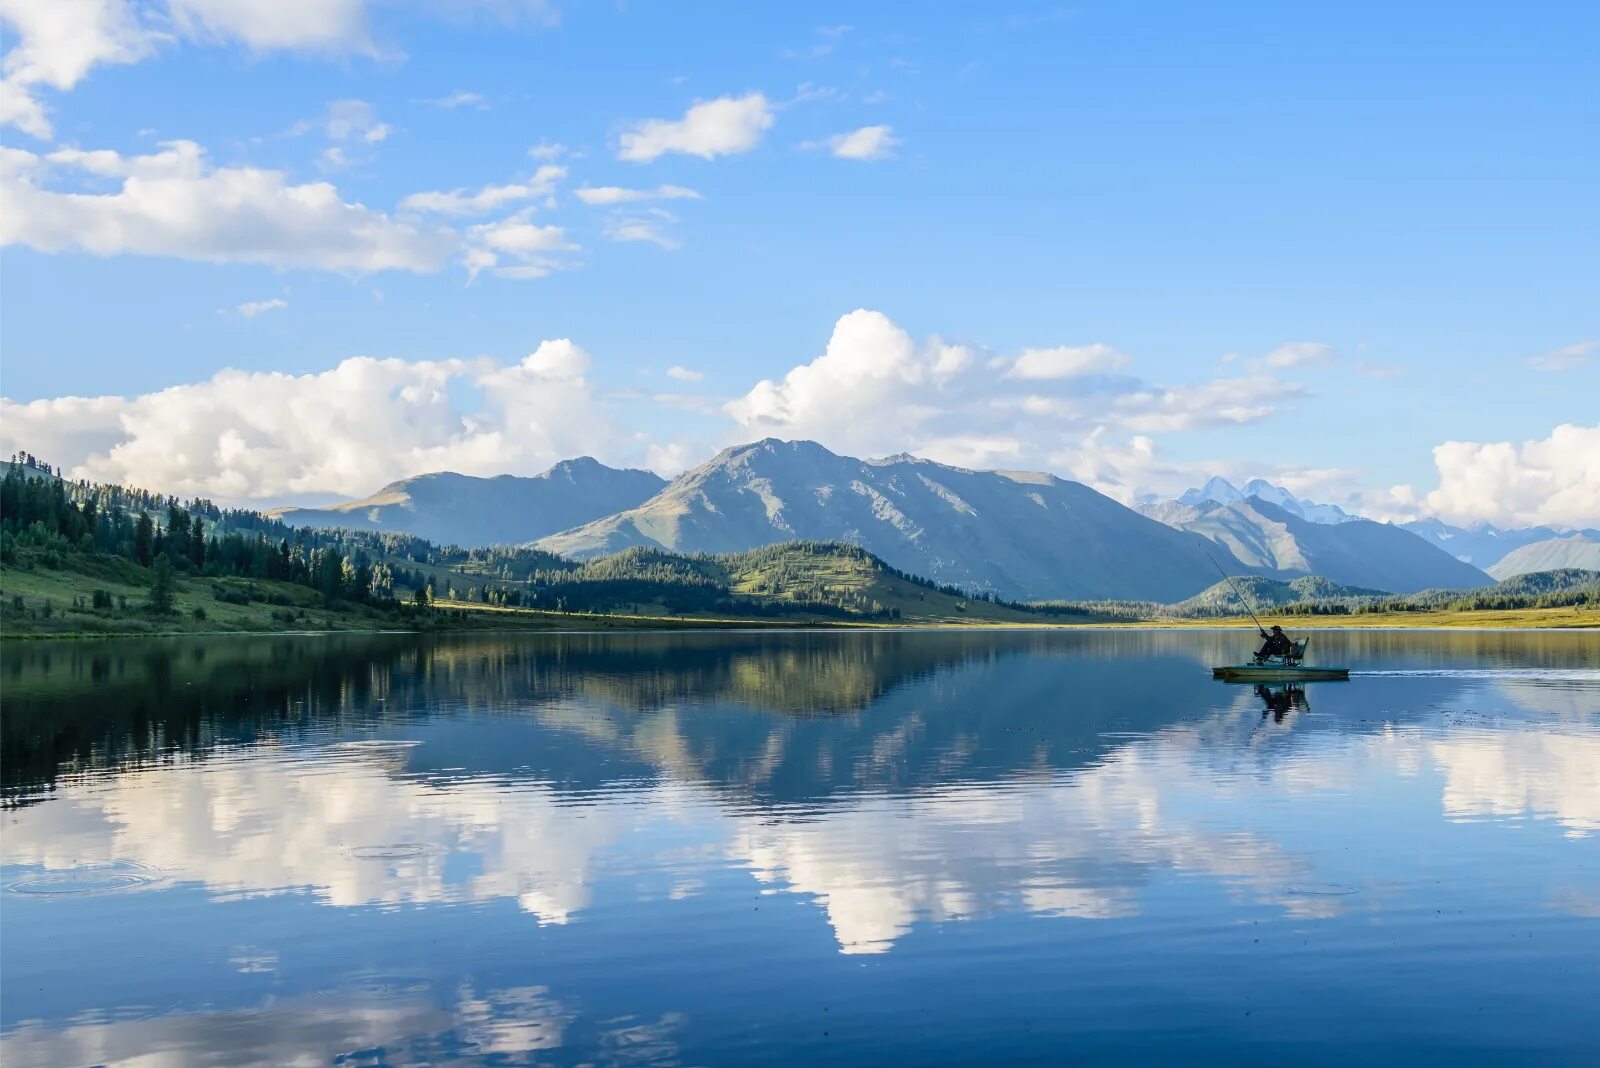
[{"left": 2, "top": 629, "right": 1597, "bottom": 1065}]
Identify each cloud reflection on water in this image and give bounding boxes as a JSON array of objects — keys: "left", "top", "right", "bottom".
[{"left": 6, "top": 700, "right": 1595, "bottom": 955}]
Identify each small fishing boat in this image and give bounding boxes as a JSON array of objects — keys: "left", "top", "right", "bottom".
[
  {"left": 1201, "top": 558, "right": 1350, "bottom": 683},
  {"left": 1213, "top": 662, "right": 1349, "bottom": 682}
]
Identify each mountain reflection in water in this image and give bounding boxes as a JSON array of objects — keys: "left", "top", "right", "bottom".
[{"left": 3, "top": 630, "right": 1597, "bottom": 1066}]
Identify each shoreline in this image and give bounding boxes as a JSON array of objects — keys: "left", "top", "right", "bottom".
[{"left": 5, "top": 607, "right": 1594, "bottom": 642}]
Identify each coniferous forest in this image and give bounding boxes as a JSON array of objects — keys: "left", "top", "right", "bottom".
[{"left": 3, "top": 454, "right": 1595, "bottom": 636}]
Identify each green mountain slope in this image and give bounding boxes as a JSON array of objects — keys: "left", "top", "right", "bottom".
[
  {"left": 1173, "top": 575, "right": 1390, "bottom": 615},
  {"left": 536, "top": 439, "right": 1250, "bottom": 602}
]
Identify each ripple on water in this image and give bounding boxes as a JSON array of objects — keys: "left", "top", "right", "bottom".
[
  {"left": 7, "top": 862, "right": 165, "bottom": 897},
  {"left": 331, "top": 973, "right": 436, "bottom": 1003},
  {"left": 328, "top": 739, "right": 423, "bottom": 753},
  {"left": 1284, "top": 882, "right": 1360, "bottom": 897}
]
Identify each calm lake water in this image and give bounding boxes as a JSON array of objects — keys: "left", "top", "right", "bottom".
[{"left": 3, "top": 629, "right": 1597, "bottom": 1066}]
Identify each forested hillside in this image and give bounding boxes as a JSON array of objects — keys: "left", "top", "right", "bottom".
[{"left": 1, "top": 458, "right": 1048, "bottom": 633}]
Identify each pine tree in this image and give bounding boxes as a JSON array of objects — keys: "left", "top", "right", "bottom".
[
  {"left": 134, "top": 511, "right": 154, "bottom": 566},
  {"left": 147, "top": 556, "right": 176, "bottom": 614}
]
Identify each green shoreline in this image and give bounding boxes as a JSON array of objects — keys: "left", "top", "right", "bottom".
[{"left": 6, "top": 603, "right": 1595, "bottom": 641}]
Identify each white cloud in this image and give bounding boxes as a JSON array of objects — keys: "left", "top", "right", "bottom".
[
  {"left": 527, "top": 140, "right": 567, "bottom": 160},
  {"left": 825, "top": 124, "right": 898, "bottom": 160},
  {"left": 1, "top": 140, "right": 456, "bottom": 272},
  {"left": 0, "top": 0, "right": 154, "bottom": 138},
  {"left": 1392, "top": 423, "right": 1600, "bottom": 528},
  {"left": 725, "top": 309, "right": 1297, "bottom": 479},
  {"left": 1262, "top": 341, "right": 1335, "bottom": 369},
  {"left": 617, "top": 92, "right": 773, "bottom": 163},
  {"left": 1005, "top": 344, "right": 1128, "bottom": 380},
  {"left": 1528, "top": 340, "right": 1597, "bottom": 372},
  {"left": 402, "top": 165, "right": 566, "bottom": 215},
  {"left": 465, "top": 211, "right": 578, "bottom": 278},
  {"left": 236, "top": 297, "right": 287, "bottom": 317},
  {"left": 0, "top": 2, "right": 559, "bottom": 138},
  {"left": 602, "top": 217, "right": 676, "bottom": 249},
  {"left": 165, "top": 0, "right": 372, "bottom": 52},
  {"left": 574, "top": 183, "right": 699, "bottom": 205},
  {"left": 323, "top": 97, "right": 390, "bottom": 143},
  {"left": 725, "top": 310, "right": 975, "bottom": 457},
  {"left": 0, "top": 344, "right": 638, "bottom": 501},
  {"left": 666, "top": 365, "right": 703, "bottom": 382}
]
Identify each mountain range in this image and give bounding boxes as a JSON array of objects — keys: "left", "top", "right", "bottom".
[
  {"left": 1175, "top": 476, "right": 1355, "bottom": 524},
  {"left": 1150, "top": 477, "right": 1600, "bottom": 581},
  {"left": 1136, "top": 495, "right": 1490, "bottom": 593},
  {"left": 536, "top": 439, "right": 1248, "bottom": 602},
  {"left": 267, "top": 441, "right": 1531, "bottom": 602},
  {"left": 269, "top": 458, "right": 666, "bottom": 547}
]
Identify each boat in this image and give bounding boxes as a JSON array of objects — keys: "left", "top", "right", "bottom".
[
  {"left": 1213, "top": 663, "right": 1349, "bottom": 682},
  {"left": 1211, "top": 635, "right": 1349, "bottom": 682},
  {"left": 1201, "top": 561, "right": 1350, "bottom": 683}
]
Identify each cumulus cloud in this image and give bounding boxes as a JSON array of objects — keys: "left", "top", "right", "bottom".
[
  {"left": 0, "top": 343, "right": 637, "bottom": 501},
  {"left": 235, "top": 297, "right": 287, "bottom": 317},
  {"left": 725, "top": 309, "right": 1298, "bottom": 483},
  {"left": 666, "top": 365, "right": 703, "bottom": 382},
  {"left": 1390, "top": 423, "right": 1600, "bottom": 528},
  {"left": 574, "top": 183, "right": 699, "bottom": 205},
  {"left": 1, "top": 140, "right": 456, "bottom": 272},
  {"left": 0, "top": 0, "right": 153, "bottom": 138},
  {"left": 1004, "top": 344, "right": 1128, "bottom": 380},
  {"left": 1528, "top": 340, "right": 1597, "bottom": 372},
  {"left": 0, "top": 2, "right": 559, "bottom": 138},
  {"left": 824, "top": 124, "right": 898, "bottom": 160},
  {"left": 465, "top": 211, "right": 578, "bottom": 278},
  {"left": 725, "top": 309, "right": 974, "bottom": 456},
  {"left": 617, "top": 92, "right": 773, "bottom": 162},
  {"left": 401, "top": 165, "right": 566, "bottom": 215}
]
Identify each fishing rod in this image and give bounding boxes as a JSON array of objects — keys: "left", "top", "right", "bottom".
[{"left": 1206, "top": 553, "right": 1266, "bottom": 633}]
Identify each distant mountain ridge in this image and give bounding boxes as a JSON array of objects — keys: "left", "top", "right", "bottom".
[
  {"left": 1486, "top": 533, "right": 1600, "bottom": 580},
  {"left": 271, "top": 458, "right": 666, "bottom": 546},
  {"left": 536, "top": 439, "right": 1254, "bottom": 602},
  {"left": 1173, "top": 476, "right": 1355, "bottom": 524},
  {"left": 1400, "top": 517, "right": 1598, "bottom": 569},
  {"left": 1136, "top": 495, "right": 1491, "bottom": 593}
]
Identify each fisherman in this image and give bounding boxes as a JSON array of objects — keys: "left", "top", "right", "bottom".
[{"left": 1253, "top": 624, "right": 1294, "bottom": 664}]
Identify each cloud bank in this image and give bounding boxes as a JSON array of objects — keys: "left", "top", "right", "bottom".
[
  {"left": 1390, "top": 424, "right": 1600, "bottom": 528},
  {"left": 1, "top": 140, "right": 456, "bottom": 272},
  {"left": 4, "top": 308, "right": 1588, "bottom": 526},
  {"left": 1, "top": 342, "right": 629, "bottom": 500}
]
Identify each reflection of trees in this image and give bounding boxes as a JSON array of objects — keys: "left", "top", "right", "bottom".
[
  {"left": 7, "top": 628, "right": 1595, "bottom": 804},
  {"left": 1, "top": 635, "right": 421, "bottom": 799}
]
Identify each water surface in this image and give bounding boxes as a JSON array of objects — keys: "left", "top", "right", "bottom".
[{"left": 3, "top": 629, "right": 1597, "bottom": 1065}]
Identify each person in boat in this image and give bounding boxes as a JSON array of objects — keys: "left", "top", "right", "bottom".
[{"left": 1253, "top": 625, "right": 1294, "bottom": 663}]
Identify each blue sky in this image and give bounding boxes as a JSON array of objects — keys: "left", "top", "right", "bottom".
[{"left": 1, "top": 1, "right": 1595, "bottom": 525}]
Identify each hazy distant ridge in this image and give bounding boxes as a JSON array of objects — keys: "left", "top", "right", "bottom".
[{"left": 271, "top": 458, "right": 666, "bottom": 546}]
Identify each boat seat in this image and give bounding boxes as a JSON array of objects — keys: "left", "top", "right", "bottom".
[{"left": 1257, "top": 637, "right": 1308, "bottom": 666}]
